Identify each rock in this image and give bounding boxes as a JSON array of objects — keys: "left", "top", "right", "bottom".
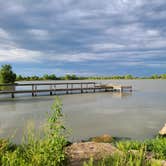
[
  {"left": 162, "top": 160, "right": 166, "bottom": 166},
  {"left": 151, "top": 159, "right": 166, "bottom": 166},
  {"left": 159, "top": 123, "right": 166, "bottom": 136},
  {"left": 90, "top": 134, "right": 113, "bottom": 143},
  {"left": 65, "top": 142, "right": 120, "bottom": 166}
]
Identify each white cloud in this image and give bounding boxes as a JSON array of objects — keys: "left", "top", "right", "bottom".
[
  {"left": 146, "top": 30, "right": 159, "bottom": 37},
  {"left": 47, "top": 53, "right": 106, "bottom": 62},
  {"left": 18, "top": 67, "right": 97, "bottom": 76},
  {"left": 27, "top": 29, "right": 49, "bottom": 40},
  {"left": 146, "top": 63, "right": 166, "bottom": 68},
  {"left": 0, "top": 28, "right": 9, "bottom": 39},
  {"left": 6, "top": 4, "right": 25, "bottom": 14},
  {"left": 92, "top": 43, "right": 125, "bottom": 51},
  {"left": 0, "top": 48, "right": 42, "bottom": 62}
]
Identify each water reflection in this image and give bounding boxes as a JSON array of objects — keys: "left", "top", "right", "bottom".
[
  {"left": 112, "top": 92, "right": 132, "bottom": 99},
  {"left": 0, "top": 80, "right": 166, "bottom": 143}
]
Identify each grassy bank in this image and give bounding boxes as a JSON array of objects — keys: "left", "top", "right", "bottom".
[
  {"left": 84, "top": 137, "right": 166, "bottom": 166},
  {"left": 0, "top": 98, "right": 165, "bottom": 166}
]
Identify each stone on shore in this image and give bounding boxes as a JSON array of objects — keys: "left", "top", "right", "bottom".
[
  {"left": 159, "top": 123, "right": 166, "bottom": 136},
  {"left": 65, "top": 142, "right": 120, "bottom": 166}
]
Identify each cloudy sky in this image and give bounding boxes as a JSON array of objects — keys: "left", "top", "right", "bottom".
[{"left": 0, "top": 0, "right": 166, "bottom": 76}]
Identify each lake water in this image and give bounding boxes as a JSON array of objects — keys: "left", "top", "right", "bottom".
[{"left": 0, "top": 80, "right": 166, "bottom": 143}]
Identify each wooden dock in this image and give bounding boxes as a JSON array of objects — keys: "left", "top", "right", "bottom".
[{"left": 0, "top": 82, "right": 132, "bottom": 98}]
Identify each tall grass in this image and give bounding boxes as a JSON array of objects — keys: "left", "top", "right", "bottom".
[
  {"left": 0, "top": 97, "right": 67, "bottom": 166},
  {"left": 84, "top": 137, "right": 166, "bottom": 166},
  {"left": 116, "top": 136, "right": 166, "bottom": 160}
]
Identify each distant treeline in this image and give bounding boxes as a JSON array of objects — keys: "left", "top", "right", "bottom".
[
  {"left": 1, "top": 64, "right": 166, "bottom": 83},
  {"left": 16, "top": 73, "right": 166, "bottom": 81}
]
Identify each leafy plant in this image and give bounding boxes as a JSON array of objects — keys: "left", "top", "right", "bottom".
[{"left": 0, "top": 97, "right": 67, "bottom": 166}]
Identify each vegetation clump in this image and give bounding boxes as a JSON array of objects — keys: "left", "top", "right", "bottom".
[
  {"left": 84, "top": 136, "right": 166, "bottom": 166},
  {"left": 0, "top": 97, "right": 67, "bottom": 166},
  {"left": 0, "top": 64, "right": 16, "bottom": 84}
]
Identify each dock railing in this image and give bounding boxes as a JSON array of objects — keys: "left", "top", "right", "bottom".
[{"left": 0, "top": 82, "right": 132, "bottom": 98}]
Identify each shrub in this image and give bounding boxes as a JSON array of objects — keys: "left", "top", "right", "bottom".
[{"left": 0, "top": 97, "right": 67, "bottom": 166}]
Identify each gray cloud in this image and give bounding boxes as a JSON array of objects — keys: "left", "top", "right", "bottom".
[{"left": 0, "top": 0, "right": 166, "bottom": 75}]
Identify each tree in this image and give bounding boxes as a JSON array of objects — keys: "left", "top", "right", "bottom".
[
  {"left": 0, "top": 64, "right": 16, "bottom": 83},
  {"left": 124, "top": 74, "right": 133, "bottom": 79},
  {"left": 16, "top": 75, "right": 23, "bottom": 81},
  {"left": 160, "top": 74, "right": 166, "bottom": 79},
  {"left": 43, "top": 74, "right": 56, "bottom": 80},
  {"left": 151, "top": 74, "right": 159, "bottom": 79},
  {"left": 64, "top": 74, "right": 71, "bottom": 80},
  {"left": 64, "top": 74, "right": 78, "bottom": 80}
]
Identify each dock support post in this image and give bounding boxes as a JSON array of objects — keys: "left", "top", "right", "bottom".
[
  {"left": 71, "top": 84, "right": 73, "bottom": 94},
  {"left": 11, "top": 85, "right": 15, "bottom": 98},
  {"left": 54, "top": 85, "right": 56, "bottom": 95},
  {"left": 35, "top": 85, "right": 37, "bottom": 96},
  {"left": 94, "top": 83, "right": 95, "bottom": 93},
  {"left": 81, "top": 83, "right": 83, "bottom": 93},
  {"left": 66, "top": 83, "right": 69, "bottom": 94},
  {"left": 32, "top": 85, "right": 34, "bottom": 96},
  {"left": 50, "top": 85, "right": 52, "bottom": 95},
  {"left": 11, "top": 93, "right": 14, "bottom": 98}
]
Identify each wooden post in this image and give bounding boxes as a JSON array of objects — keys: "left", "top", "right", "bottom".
[
  {"left": 11, "top": 85, "right": 15, "bottom": 98},
  {"left": 66, "top": 83, "right": 69, "bottom": 94},
  {"left": 35, "top": 85, "right": 37, "bottom": 96},
  {"left": 32, "top": 84, "right": 34, "bottom": 96},
  {"left": 81, "top": 83, "right": 83, "bottom": 93},
  {"left": 54, "top": 85, "right": 56, "bottom": 94},
  {"left": 94, "top": 83, "right": 95, "bottom": 93},
  {"left": 71, "top": 84, "right": 73, "bottom": 94},
  {"left": 11, "top": 92, "right": 14, "bottom": 98},
  {"left": 50, "top": 85, "right": 52, "bottom": 95}
]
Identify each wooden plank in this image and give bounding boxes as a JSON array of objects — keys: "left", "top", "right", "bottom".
[
  {"left": 0, "top": 82, "right": 96, "bottom": 86},
  {"left": 0, "top": 87, "right": 98, "bottom": 94},
  {"left": 0, "top": 82, "right": 132, "bottom": 98}
]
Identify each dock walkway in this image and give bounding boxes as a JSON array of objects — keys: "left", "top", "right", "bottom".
[{"left": 0, "top": 82, "right": 132, "bottom": 98}]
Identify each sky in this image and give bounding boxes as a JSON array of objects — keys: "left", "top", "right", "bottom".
[{"left": 0, "top": 0, "right": 166, "bottom": 76}]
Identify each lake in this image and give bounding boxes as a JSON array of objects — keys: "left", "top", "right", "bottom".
[{"left": 0, "top": 80, "right": 166, "bottom": 143}]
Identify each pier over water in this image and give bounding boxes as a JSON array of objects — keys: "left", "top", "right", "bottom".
[{"left": 0, "top": 82, "right": 132, "bottom": 98}]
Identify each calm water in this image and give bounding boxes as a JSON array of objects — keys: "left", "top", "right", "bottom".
[{"left": 0, "top": 80, "right": 166, "bottom": 142}]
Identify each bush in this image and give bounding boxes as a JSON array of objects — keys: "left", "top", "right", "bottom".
[
  {"left": 0, "top": 97, "right": 67, "bottom": 166},
  {"left": 0, "top": 64, "right": 16, "bottom": 84}
]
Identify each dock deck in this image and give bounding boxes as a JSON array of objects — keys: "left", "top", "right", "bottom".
[{"left": 0, "top": 82, "right": 132, "bottom": 98}]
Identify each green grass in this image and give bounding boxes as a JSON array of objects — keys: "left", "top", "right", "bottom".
[
  {"left": 84, "top": 137, "right": 166, "bottom": 166},
  {"left": 83, "top": 147, "right": 152, "bottom": 166},
  {"left": 0, "top": 97, "right": 67, "bottom": 166},
  {"left": 116, "top": 136, "right": 166, "bottom": 160}
]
